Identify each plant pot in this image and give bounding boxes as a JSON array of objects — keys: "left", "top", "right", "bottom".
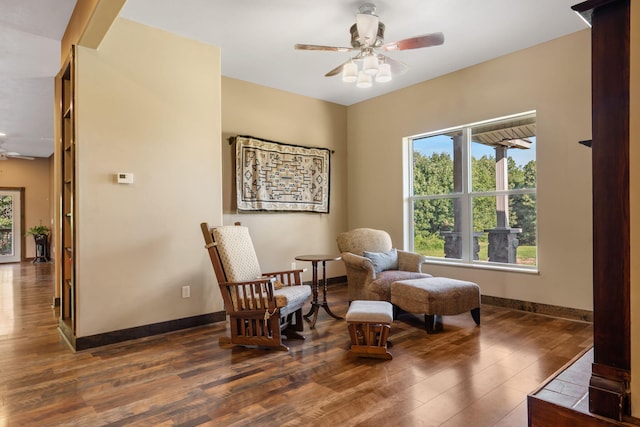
[{"left": 33, "top": 234, "right": 49, "bottom": 263}]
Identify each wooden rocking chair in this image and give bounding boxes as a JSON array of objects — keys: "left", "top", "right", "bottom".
[{"left": 201, "top": 223, "right": 311, "bottom": 351}]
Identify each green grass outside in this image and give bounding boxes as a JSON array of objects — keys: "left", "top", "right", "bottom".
[{"left": 418, "top": 241, "right": 537, "bottom": 265}]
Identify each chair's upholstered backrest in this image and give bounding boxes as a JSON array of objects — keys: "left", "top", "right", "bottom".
[
  {"left": 336, "top": 228, "right": 393, "bottom": 255},
  {"left": 212, "top": 226, "right": 262, "bottom": 281}
]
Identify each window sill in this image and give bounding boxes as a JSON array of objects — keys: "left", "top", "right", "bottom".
[{"left": 423, "top": 258, "right": 539, "bottom": 274}]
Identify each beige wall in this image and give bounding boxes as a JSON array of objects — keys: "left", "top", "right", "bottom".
[
  {"left": 0, "top": 158, "right": 51, "bottom": 258},
  {"left": 347, "top": 30, "right": 593, "bottom": 310},
  {"left": 74, "top": 18, "right": 222, "bottom": 337},
  {"left": 221, "top": 77, "right": 348, "bottom": 282},
  {"left": 630, "top": 0, "right": 640, "bottom": 416}
]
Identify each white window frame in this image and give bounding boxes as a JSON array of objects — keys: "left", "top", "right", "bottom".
[{"left": 404, "top": 111, "right": 538, "bottom": 272}]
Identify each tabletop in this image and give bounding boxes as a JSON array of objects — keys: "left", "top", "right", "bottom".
[{"left": 295, "top": 254, "right": 341, "bottom": 262}]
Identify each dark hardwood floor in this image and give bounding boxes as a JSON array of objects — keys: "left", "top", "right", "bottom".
[{"left": 1, "top": 262, "right": 593, "bottom": 426}]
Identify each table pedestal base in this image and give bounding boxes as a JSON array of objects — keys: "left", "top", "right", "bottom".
[
  {"left": 295, "top": 255, "right": 343, "bottom": 329},
  {"left": 304, "top": 301, "right": 343, "bottom": 329}
]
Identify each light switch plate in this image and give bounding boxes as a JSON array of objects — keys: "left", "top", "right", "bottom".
[{"left": 116, "top": 172, "right": 134, "bottom": 184}]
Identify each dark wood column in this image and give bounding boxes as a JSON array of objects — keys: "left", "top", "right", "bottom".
[{"left": 572, "top": 0, "right": 631, "bottom": 420}]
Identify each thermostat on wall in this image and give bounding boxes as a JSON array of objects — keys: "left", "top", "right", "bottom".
[{"left": 116, "top": 172, "right": 134, "bottom": 184}]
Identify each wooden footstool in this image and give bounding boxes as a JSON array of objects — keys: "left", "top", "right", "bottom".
[
  {"left": 391, "top": 277, "right": 481, "bottom": 333},
  {"left": 345, "top": 300, "right": 393, "bottom": 360}
]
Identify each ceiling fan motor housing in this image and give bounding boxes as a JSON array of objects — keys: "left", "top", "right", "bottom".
[{"left": 349, "top": 21, "right": 385, "bottom": 48}]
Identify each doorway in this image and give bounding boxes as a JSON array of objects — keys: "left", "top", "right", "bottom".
[{"left": 0, "top": 189, "right": 24, "bottom": 263}]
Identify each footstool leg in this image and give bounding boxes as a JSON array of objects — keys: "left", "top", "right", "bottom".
[
  {"left": 435, "top": 315, "right": 443, "bottom": 331},
  {"left": 347, "top": 322, "right": 392, "bottom": 360},
  {"left": 471, "top": 307, "right": 480, "bottom": 325},
  {"left": 424, "top": 314, "right": 444, "bottom": 334}
]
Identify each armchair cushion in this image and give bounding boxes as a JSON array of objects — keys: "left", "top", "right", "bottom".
[
  {"left": 337, "top": 228, "right": 392, "bottom": 255},
  {"left": 369, "top": 270, "right": 433, "bottom": 301},
  {"left": 213, "top": 226, "right": 262, "bottom": 281},
  {"left": 275, "top": 285, "right": 312, "bottom": 316},
  {"left": 363, "top": 249, "right": 399, "bottom": 274}
]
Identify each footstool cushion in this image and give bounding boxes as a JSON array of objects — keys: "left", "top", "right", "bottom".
[
  {"left": 345, "top": 300, "right": 393, "bottom": 360},
  {"left": 391, "top": 277, "right": 480, "bottom": 332}
]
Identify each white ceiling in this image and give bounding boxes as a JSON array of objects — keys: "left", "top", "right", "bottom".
[
  {"left": 1, "top": 0, "right": 588, "bottom": 159},
  {"left": 0, "top": 0, "right": 76, "bottom": 159}
]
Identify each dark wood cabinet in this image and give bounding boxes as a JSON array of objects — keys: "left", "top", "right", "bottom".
[{"left": 56, "top": 46, "right": 77, "bottom": 347}]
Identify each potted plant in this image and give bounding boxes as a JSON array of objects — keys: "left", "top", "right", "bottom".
[
  {"left": 27, "top": 225, "right": 50, "bottom": 238},
  {"left": 27, "top": 225, "right": 50, "bottom": 262}
]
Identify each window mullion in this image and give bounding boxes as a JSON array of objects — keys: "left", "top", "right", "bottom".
[
  {"left": 405, "top": 139, "right": 415, "bottom": 252},
  {"left": 460, "top": 127, "right": 472, "bottom": 262}
]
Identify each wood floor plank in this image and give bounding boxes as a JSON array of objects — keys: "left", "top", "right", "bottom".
[{"left": 0, "top": 262, "right": 593, "bottom": 426}]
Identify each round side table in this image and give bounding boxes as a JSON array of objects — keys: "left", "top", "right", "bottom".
[{"left": 295, "top": 254, "right": 343, "bottom": 328}]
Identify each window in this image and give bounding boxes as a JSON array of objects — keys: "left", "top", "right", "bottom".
[{"left": 407, "top": 112, "right": 537, "bottom": 270}]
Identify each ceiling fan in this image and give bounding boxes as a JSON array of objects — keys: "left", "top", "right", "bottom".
[
  {"left": 294, "top": 3, "right": 444, "bottom": 87},
  {"left": 0, "top": 142, "right": 34, "bottom": 161}
]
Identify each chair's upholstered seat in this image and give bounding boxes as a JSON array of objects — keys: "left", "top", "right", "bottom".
[
  {"left": 368, "top": 270, "right": 432, "bottom": 301},
  {"left": 275, "top": 285, "right": 311, "bottom": 316}
]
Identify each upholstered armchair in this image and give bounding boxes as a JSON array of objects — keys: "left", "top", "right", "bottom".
[
  {"left": 201, "top": 223, "right": 311, "bottom": 351},
  {"left": 336, "top": 228, "right": 432, "bottom": 302}
]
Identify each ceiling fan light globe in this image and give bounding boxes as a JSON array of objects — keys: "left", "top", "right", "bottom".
[
  {"left": 376, "top": 63, "right": 392, "bottom": 82},
  {"left": 356, "top": 71, "right": 372, "bottom": 88},
  {"left": 342, "top": 62, "right": 358, "bottom": 82},
  {"left": 363, "top": 55, "right": 379, "bottom": 75}
]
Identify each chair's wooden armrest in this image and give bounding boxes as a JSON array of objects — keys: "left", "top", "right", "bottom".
[
  {"left": 219, "top": 278, "right": 280, "bottom": 313},
  {"left": 341, "top": 252, "right": 375, "bottom": 273},
  {"left": 263, "top": 269, "right": 304, "bottom": 277},
  {"left": 220, "top": 277, "right": 274, "bottom": 287},
  {"left": 262, "top": 269, "right": 305, "bottom": 286}
]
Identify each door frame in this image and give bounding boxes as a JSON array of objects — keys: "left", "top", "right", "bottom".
[{"left": 0, "top": 187, "right": 26, "bottom": 262}]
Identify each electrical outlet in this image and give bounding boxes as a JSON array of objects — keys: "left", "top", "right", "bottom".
[
  {"left": 181, "top": 285, "right": 190, "bottom": 298},
  {"left": 291, "top": 262, "right": 296, "bottom": 270}
]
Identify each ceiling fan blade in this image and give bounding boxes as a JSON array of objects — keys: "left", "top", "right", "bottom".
[
  {"left": 378, "top": 55, "right": 409, "bottom": 75},
  {"left": 381, "top": 32, "right": 445, "bottom": 51},
  {"left": 324, "top": 60, "right": 351, "bottom": 77},
  {"left": 294, "top": 44, "right": 354, "bottom": 52},
  {"left": 6, "top": 152, "right": 34, "bottom": 160}
]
